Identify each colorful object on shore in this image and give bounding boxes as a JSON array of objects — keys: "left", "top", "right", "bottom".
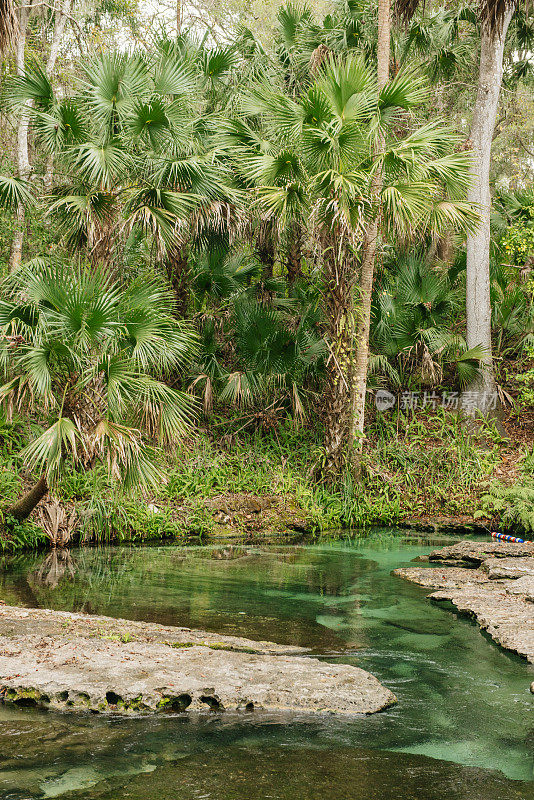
[{"left": 490, "top": 531, "right": 532, "bottom": 544}]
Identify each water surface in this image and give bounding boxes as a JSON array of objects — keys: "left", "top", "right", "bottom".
[{"left": 0, "top": 532, "right": 533, "bottom": 799}]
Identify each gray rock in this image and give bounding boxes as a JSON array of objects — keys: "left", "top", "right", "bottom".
[
  {"left": 502, "top": 575, "right": 534, "bottom": 602},
  {"left": 482, "top": 556, "right": 534, "bottom": 580},
  {"left": 428, "top": 540, "right": 534, "bottom": 566},
  {"left": 0, "top": 605, "right": 395, "bottom": 717}
]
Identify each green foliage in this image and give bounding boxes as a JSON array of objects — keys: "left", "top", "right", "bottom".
[
  {"left": 511, "top": 345, "right": 534, "bottom": 409},
  {"left": 501, "top": 221, "right": 534, "bottom": 265},
  {"left": 371, "top": 253, "right": 484, "bottom": 389},
  {"left": 0, "top": 3, "right": 532, "bottom": 547},
  {"left": 0, "top": 259, "right": 197, "bottom": 495},
  {"left": 479, "top": 483, "right": 534, "bottom": 534}
]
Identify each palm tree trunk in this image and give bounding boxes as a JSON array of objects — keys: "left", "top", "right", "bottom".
[
  {"left": 349, "top": 0, "right": 390, "bottom": 450},
  {"left": 321, "top": 233, "right": 355, "bottom": 477},
  {"left": 286, "top": 220, "right": 303, "bottom": 284},
  {"left": 166, "top": 247, "right": 190, "bottom": 317},
  {"left": 0, "top": 0, "right": 17, "bottom": 52},
  {"left": 257, "top": 219, "right": 276, "bottom": 281},
  {"left": 462, "top": 7, "right": 514, "bottom": 416},
  {"left": 8, "top": 475, "right": 48, "bottom": 521}
]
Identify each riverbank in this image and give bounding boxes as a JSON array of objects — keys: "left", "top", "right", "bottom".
[
  {"left": 395, "top": 540, "right": 534, "bottom": 685},
  {"left": 1, "top": 408, "right": 533, "bottom": 551},
  {"left": 0, "top": 604, "right": 396, "bottom": 716}
]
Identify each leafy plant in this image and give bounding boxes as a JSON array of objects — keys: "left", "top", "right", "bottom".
[{"left": 0, "top": 259, "right": 198, "bottom": 519}]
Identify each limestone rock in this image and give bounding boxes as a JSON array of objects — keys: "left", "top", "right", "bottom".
[
  {"left": 0, "top": 605, "right": 395, "bottom": 717},
  {"left": 428, "top": 540, "right": 534, "bottom": 566}
]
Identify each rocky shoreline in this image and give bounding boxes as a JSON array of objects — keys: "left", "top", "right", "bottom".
[
  {"left": 0, "top": 604, "right": 396, "bottom": 716},
  {"left": 394, "top": 540, "right": 534, "bottom": 690}
]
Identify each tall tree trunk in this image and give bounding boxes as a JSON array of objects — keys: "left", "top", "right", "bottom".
[
  {"left": 0, "top": 0, "right": 18, "bottom": 53},
  {"left": 349, "top": 0, "right": 390, "bottom": 450},
  {"left": 321, "top": 235, "right": 355, "bottom": 477},
  {"left": 8, "top": 475, "right": 49, "bottom": 521},
  {"left": 9, "top": 7, "right": 30, "bottom": 271},
  {"left": 462, "top": 7, "right": 514, "bottom": 416}
]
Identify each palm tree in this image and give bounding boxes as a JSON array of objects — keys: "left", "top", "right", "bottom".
[
  {"left": 220, "top": 55, "right": 478, "bottom": 474},
  {"left": 7, "top": 44, "right": 240, "bottom": 297},
  {"left": 371, "top": 253, "right": 485, "bottom": 389},
  {"left": 349, "top": 0, "right": 391, "bottom": 453},
  {"left": 0, "top": 260, "right": 198, "bottom": 521}
]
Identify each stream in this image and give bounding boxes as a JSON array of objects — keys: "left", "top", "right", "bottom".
[{"left": 0, "top": 530, "right": 532, "bottom": 799}]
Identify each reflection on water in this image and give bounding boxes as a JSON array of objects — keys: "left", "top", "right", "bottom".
[{"left": 0, "top": 532, "right": 533, "bottom": 799}]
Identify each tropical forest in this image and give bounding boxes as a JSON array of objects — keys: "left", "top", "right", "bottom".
[{"left": 0, "top": 0, "right": 533, "bottom": 797}]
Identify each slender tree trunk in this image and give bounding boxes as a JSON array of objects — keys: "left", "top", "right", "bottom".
[
  {"left": 321, "top": 234, "right": 355, "bottom": 477},
  {"left": 46, "top": 0, "right": 71, "bottom": 74},
  {"left": 9, "top": 7, "right": 30, "bottom": 271},
  {"left": 462, "top": 7, "right": 514, "bottom": 416},
  {"left": 8, "top": 475, "right": 49, "bottom": 521},
  {"left": 9, "top": 0, "right": 71, "bottom": 268},
  {"left": 349, "top": 0, "right": 390, "bottom": 449}
]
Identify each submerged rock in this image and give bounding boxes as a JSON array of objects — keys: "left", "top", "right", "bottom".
[{"left": 0, "top": 605, "right": 395, "bottom": 717}]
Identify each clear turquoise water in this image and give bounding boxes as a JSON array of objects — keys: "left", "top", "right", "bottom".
[{"left": 0, "top": 531, "right": 533, "bottom": 800}]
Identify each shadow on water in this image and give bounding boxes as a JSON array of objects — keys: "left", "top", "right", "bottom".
[{"left": 0, "top": 530, "right": 533, "bottom": 799}]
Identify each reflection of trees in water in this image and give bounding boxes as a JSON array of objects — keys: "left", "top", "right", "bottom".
[
  {"left": 23, "top": 547, "right": 138, "bottom": 611},
  {"left": 31, "top": 549, "right": 76, "bottom": 589},
  {"left": 3, "top": 543, "right": 376, "bottom": 648}
]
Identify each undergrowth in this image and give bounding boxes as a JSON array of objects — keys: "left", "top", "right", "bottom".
[
  {"left": 1, "top": 406, "right": 526, "bottom": 551},
  {"left": 478, "top": 446, "right": 534, "bottom": 534}
]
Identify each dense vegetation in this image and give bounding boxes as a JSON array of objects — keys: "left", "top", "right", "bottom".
[{"left": 0, "top": 0, "right": 532, "bottom": 550}]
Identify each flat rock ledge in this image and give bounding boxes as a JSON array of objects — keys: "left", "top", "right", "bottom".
[
  {"left": 0, "top": 605, "right": 396, "bottom": 716},
  {"left": 394, "top": 541, "right": 534, "bottom": 692}
]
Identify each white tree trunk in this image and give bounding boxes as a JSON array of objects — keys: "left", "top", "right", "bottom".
[
  {"left": 9, "top": 7, "right": 30, "bottom": 271},
  {"left": 47, "top": 0, "right": 71, "bottom": 74},
  {"left": 44, "top": 0, "right": 72, "bottom": 193},
  {"left": 463, "top": 8, "right": 514, "bottom": 415}
]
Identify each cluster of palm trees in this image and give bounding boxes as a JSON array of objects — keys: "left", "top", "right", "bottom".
[{"left": 0, "top": 0, "right": 532, "bottom": 518}]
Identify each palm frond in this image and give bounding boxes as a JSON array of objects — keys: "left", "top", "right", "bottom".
[
  {"left": 21, "top": 417, "right": 81, "bottom": 486},
  {"left": 0, "top": 176, "right": 33, "bottom": 210}
]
